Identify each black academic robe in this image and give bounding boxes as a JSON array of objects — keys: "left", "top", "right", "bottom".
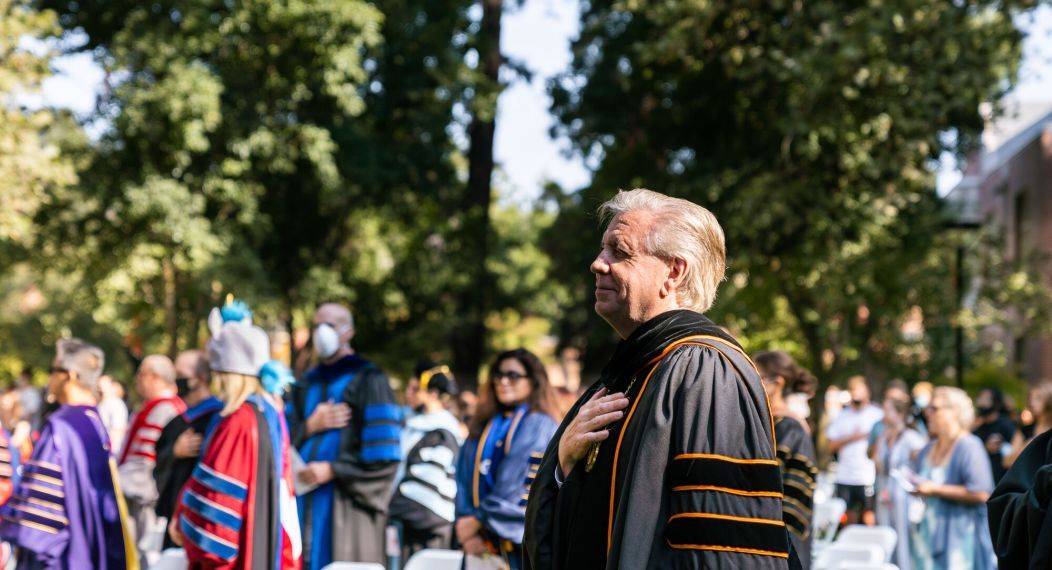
[
  {"left": 154, "top": 397, "right": 222, "bottom": 550},
  {"left": 524, "top": 310, "right": 793, "bottom": 570},
  {"left": 774, "top": 416, "right": 817, "bottom": 569},
  {"left": 987, "top": 428, "right": 1052, "bottom": 570}
]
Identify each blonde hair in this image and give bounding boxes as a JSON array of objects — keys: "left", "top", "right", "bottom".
[
  {"left": 598, "top": 188, "right": 726, "bottom": 313},
  {"left": 934, "top": 386, "right": 975, "bottom": 431},
  {"left": 212, "top": 372, "right": 266, "bottom": 416}
]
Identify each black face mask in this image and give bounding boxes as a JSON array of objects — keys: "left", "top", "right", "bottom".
[
  {"left": 852, "top": 399, "right": 864, "bottom": 407},
  {"left": 977, "top": 406, "right": 995, "bottom": 417},
  {"left": 176, "top": 377, "right": 192, "bottom": 398}
]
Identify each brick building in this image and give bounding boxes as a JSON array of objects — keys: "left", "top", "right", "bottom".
[{"left": 947, "top": 101, "right": 1052, "bottom": 381}]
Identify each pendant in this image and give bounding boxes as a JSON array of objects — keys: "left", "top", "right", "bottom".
[{"left": 584, "top": 441, "right": 601, "bottom": 472}]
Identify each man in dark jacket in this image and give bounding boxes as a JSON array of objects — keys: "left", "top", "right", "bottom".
[{"left": 153, "top": 349, "right": 221, "bottom": 550}]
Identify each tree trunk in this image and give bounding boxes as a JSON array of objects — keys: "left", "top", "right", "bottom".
[
  {"left": 162, "top": 255, "right": 178, "bottom": 359},
  {"left": 453, "top": 0, "right": 502, "bottom": 389}
]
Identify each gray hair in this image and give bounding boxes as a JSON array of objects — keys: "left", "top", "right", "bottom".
[
  {"left": 140, "top": 354, "right": 177, "bottom": 384},
  {"left": 934, "top": 386, "right": 975, "bottom": 431},
  {"left": 55, "top": 338, "right": 106, "bottom": 390},
  {"left": 598, "top": 188, "right": 727, "bottom": 313}
]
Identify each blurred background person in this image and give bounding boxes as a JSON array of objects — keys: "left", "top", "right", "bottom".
[
  {"left": 1003, "top": 382, "right": 1052, "bottom": 469},
  {"left": 0, "top": 390, "right": 31, "bottom": 462},
  {"left": 0, "top": 339, "right": 136, "bottom": 568},
  {"left": 972, "top": 387, "right": 1016, "bottom": 483},
  {"left": 118, "top": 354, "right": 185, "bottom": 565},
  {"left": 389, "top": 361, "right": 463, "bottom": 561},
  {"left": 287, "top": 302, "right": 403, "bottom": 569},
  {"left": 816, "top": 385, "right": 845, "bottom": 470},
  {"left": 169, "top": 303, "right": 300, "bottom": 568},
  {"left": 911, "top": 386, "right": 995, "bottom": 570},
  {"left": 825, "top": 375, "right": 883, "bottom": 525},
  {"left": 153, "top": 349, "right": 221, "bottom": 551},
  {"left": 456, "top": 389, "right": 478, "bottom": 440},
  {"left": 96, "top": 374, "right": 129, "bottom": 457},
  {"left": 874, "top": 393, "right": 927, "bottom": 570},
  {"left": 455, "top": 348, "right": 560, "bottom": 569},
  {"left": 0, "top": 410, "right": 19, "bottom": 507},
  {"left": 912, "top": 381, "right": 934, "bottom": 432},
  {"left": 754, "top": 350, "right": 818, "bottom": 568},
  {"left": 868, "top": 379, "right": 910, "bottom": 459},
  {"left": 14, "top": 368, "right": 42, "bottom": 432}
]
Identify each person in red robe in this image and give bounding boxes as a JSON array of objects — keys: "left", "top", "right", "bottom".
[
  {"left": 119, "top": 354, "right": 186, "bottom": 563},
  {"left": 170, "top": 301, "right": 301, "bottom": 569}
]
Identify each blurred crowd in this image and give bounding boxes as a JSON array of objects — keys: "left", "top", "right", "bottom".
[{"left": 0, "top": 303, "right": 1047, "bottom": 570}]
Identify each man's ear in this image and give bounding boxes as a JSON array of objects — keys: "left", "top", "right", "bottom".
[{"left": 662, "top": 257, "right": 688, "bottom": 297}]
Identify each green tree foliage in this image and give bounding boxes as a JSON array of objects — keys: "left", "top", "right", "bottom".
[
  {"left": 13, "top": 0, "right": 560, "bottom": 383},
  {"left": 545, "top": 0, "right": 1038, "bottom": 385},
  {"left": 0, "top": 0, "right": 76, "bottom": 270}
]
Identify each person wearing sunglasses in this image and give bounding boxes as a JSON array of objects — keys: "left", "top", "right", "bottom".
[
  {"left": 455, "top": 348, "right": 561, "bottom": 569},
  {"left": 0, "top": 338, "right": 138, "bottom": 569},
  {"left": 910, "top": 386, "right": 995, "bottom": 570}
]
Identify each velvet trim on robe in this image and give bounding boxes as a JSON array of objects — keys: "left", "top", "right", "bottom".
[
  {"left": 524, "top": 310, "right": 793, "bottom": 570},
  {"left": 0, "top": 405, "right": 136, "bottom": 569}
]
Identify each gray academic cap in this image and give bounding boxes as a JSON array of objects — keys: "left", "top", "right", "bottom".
[{"left": 206, "top": 305, "right": 270, "bottom": 377}]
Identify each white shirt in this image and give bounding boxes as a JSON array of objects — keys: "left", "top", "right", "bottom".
[
  {"left": 826, "top": 404, "right": 884, "bottom": 486},
  {"left": 97, "top": 396, "right": 129, "bottom": 456}
]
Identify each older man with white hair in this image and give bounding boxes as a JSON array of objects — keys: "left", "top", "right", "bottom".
[
  {"left": 524, "top": 189, "right": 793, "bottom": 569},
  {"left": 119, "top": 354, "right": 186, "bottom": 565}
]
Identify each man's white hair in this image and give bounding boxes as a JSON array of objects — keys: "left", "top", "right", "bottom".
[
  {"left": 935, "top": 386, "right": 975, "bottom": 431},
  {"left": 598, "top": 188, "right": 726, "bottom": 313}
]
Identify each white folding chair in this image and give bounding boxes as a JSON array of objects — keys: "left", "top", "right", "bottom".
[
  {"left": 812, "top": 496, "right": 847, "bottom": 558},
  {"left": 403, "top": 548, "right": 464, "bottom": 570},
  {"left": 150, "top": 548, "right": 187, "bottom": 570},
  {"left": 838, "top": 563, "right": 899, "bottom": 570},
  {"left": 813, "top": 543, "right": 886, "bottom": 570},
  {"left": 836, "top": 525, "right": 897, "bottom": 562},
  {"left": 321, "top": 563, "right": 386, "bottom": 570}
]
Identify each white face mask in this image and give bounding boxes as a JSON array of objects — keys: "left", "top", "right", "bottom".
[
  {"left": 786, "top": 393, "right": 812, "bottom": 419},
  {"left": 914, "top": 394, "right": 930, "bottom": 409},
  {"left": 313, "top": 324, "right": 343, "bottom": 360}
]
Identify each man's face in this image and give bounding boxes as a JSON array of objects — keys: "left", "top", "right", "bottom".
[
  {"left": 849, "top": 382, "right": 869, "bottom": 405},
  {"left": 405, "top": 378, "right": 422, "bottom": 409},
  {"left": 313, "top": 305, "right": 354, "bottom": 345},
  {"left": 975, "top": 390, "right": 993, "bottom": 410},
  {"left": 174, "top": 354, "right": 201, "bottom": 392},
  {"left": 135, "top": 366, "right": 156, "bottom": 398},
  {"left": 590, "top": 211, "right": 673, "bottom": 335},
  {"left": 47, "top": 358, "right": 69, "bottom": 400}
]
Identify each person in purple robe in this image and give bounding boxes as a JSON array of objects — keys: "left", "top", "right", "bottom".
[{"left": 0, "top": 338, "right": 138, "bottom": 569}]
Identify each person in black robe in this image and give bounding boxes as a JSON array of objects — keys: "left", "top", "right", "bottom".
[
  {"left": 973, "top": 387, "right": 1017, "bottom": 483},
  {"left": 987, "top": 426, "right": 1052, "bottom": 569},
  {"left": 524, "top": 189, "right": 794, "bottom": 569},
  {"left": 153, "top": 349, "right": 222, "bottom": 550},
  {"left": 754, "top": 351, "right": 818, "bottom": 569}
]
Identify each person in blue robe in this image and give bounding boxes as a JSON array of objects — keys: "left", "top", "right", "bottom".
[
  {"left": 0, "top": 338, "right": 137, "bottom": 569},
  {"left": 286, "top": 303, "right": 403, "bottom": 569},
  {"left": 455, "top": 348, "right": 561, "bottom": 570}
]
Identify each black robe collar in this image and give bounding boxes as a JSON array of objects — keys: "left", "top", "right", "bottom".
[{"left": 599, "top": 309, "right": 740, "bottom": 388}]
